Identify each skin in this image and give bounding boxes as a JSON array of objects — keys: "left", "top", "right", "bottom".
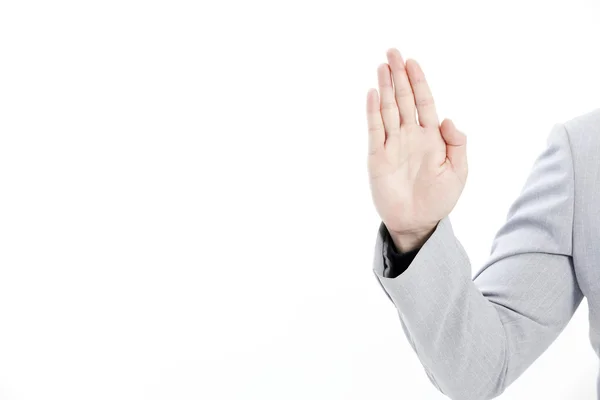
[{"left": 366, "top": 48, "right": 468, "bottom": 252}]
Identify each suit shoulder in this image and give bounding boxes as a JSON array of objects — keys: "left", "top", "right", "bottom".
[
  {"left": 562, "top": 108, "right": 600, "bottom": 144},
  {"left": 559, "top": 107, "right": 600, "bottom": 173}
]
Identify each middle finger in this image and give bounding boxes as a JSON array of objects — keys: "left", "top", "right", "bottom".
[{"left": 386, "top": 48, "right": 417, "bottom": 126}]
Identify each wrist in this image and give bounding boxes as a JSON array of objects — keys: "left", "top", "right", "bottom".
[{"left": 389, "top": 225, "right": 437, "bottom": 253}]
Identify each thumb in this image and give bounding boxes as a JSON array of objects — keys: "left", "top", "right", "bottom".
[{"left": 440, "top": 118, "right": 468, "bottom": 175}]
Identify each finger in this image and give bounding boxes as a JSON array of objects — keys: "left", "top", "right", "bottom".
[
  {"left": 377, "top": 63, "right": 401, "bottom": 138},
  {"left": 386, "top": 48, "right": 417, "bottom": 126},
  {"left": 366, "top": 88, "right": 385, "bottom": 155},
  {"left": 440, "top": 118, "right": 468, "bottom": 174},
  {"left": 405, "top": 58, "right": 439, "bottom": 128}
]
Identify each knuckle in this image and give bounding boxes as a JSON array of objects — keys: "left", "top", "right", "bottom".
[
  {"left": 387, "top": 127, "right": 401, "bottom": 137},
  {"left": 380, "top": 101, "right": 397, "bottom": 110},
  {"left": 395, "top": 85, "right": 413, "bottom": 98},
  {"left": 412, "top": 74, "right": 426, "bottom": 85},
  {"left": 368, "top": 146, "right": 382, "bottom": 156},
  {"left": 368, "top": 124, "right": 384, "bottom": 133},
  {"left": 392, "top": 63, "right": 407, "bottom": 73},
  {"left": 416, "top": 96, "right": 435, "bottom": 108}
]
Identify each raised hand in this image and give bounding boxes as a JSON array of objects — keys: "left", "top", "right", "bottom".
[{"left": 367, "top": 48, "right": 468, "bottom": 252}]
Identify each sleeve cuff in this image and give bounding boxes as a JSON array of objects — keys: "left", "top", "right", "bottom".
[{"left": 372, "top": 216, "right": 472, "bottom": 309}]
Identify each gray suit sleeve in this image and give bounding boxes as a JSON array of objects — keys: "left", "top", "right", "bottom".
[{"left": 372, "top": 123, "right": 584, "bottom": 400}]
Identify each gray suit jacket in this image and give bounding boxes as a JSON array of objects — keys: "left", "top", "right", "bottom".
[{"left": 372, "top": 108, "right": 600, "bottom": 399}]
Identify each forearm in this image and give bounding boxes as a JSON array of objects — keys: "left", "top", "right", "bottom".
[
  {"left": 378, "top": 220, "right": 509, "bottom": 399},
  {"left": 375, "top": 215, "right": 582, "bottom": 400}
]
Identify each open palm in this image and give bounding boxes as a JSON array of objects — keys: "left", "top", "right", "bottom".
[{"left": 367, "top": 48, "right": 468, "bottom": 241}]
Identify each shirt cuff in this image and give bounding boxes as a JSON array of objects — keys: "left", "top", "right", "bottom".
[{"left": 379, "top": 222, "right": 422, "bottom": 278}]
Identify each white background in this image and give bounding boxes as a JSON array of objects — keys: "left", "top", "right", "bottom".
[{"left": 1, "top": 0, "right": 600, "bottom": 398}]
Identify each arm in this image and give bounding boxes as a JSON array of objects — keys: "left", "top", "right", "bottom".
[{"left": 372, "top": 122, "right": 584, "bottom": 399}]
